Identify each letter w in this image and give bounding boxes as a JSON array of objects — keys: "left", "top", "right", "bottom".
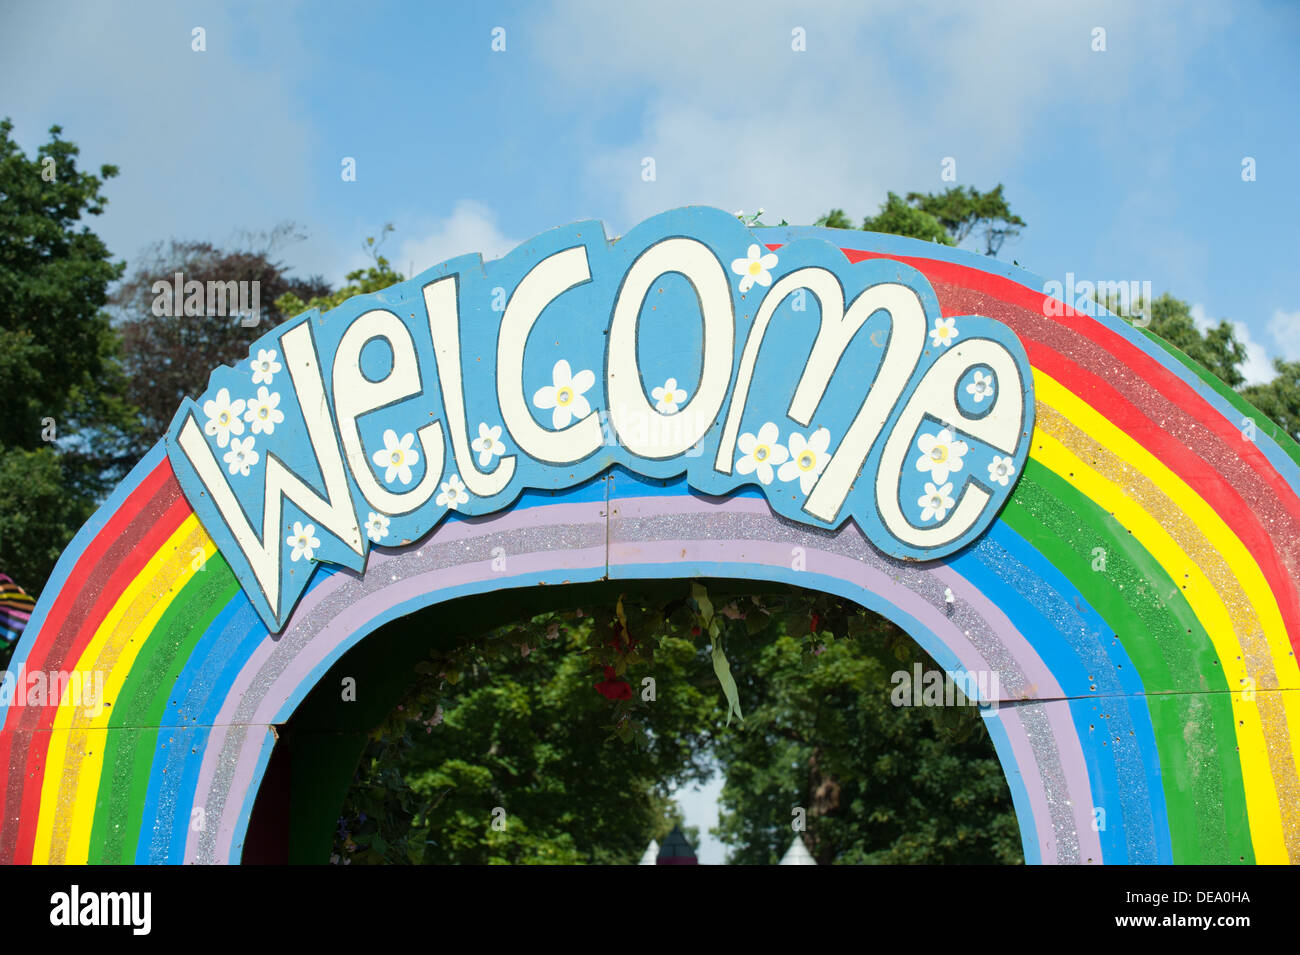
[{"left": 175, "top": 321, "right": 362, "bottom": 621}]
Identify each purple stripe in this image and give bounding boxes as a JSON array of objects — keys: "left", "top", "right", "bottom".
[
  {"left": 994, "top": 706, "right": 1060, "bottom": 864},
  {"left": 185, "top": 496, "right": 1096, "bottom": 865},
  {"left": 187, "top": 499, "right": 610, "bottom": 855}
]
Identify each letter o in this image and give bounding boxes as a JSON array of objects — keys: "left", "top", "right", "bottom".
[{"left": 607, "top": 238, "right": 734, "bottom": 459}]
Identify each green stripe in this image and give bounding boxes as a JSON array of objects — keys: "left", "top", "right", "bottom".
[
  {"left": 1140, "top": 329, "right": 1300, "bottom": 467},
  {"left": 1003, "top": 463, "right": 1253, "bottom": 863},
  {"left": 88, "top": 555, "right": 241, "bottom": 863}
]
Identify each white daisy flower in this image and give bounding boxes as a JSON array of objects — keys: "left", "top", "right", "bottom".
[
  {"left": 929, "top": 317, "right": 959, "bottom": 348},
  {"left": 735, "top": 422, "right": 789, "bottom": 485},
  {"left": 777, "top": 427, "right": 833, "bottom": 494},
  {"left": 918, "top": 482, "right": 956, "bottom": 522},
  {"left": 532, "top": 359, "right": 595, "bottom": 429},
  {"left": 730, "top": 244, "right": 779, "bottom": 294},
  {"left": 222, "top": 435, "right": 259, "bottom": 477},
  {"left": 651, "top": 377, "right": 688, "bottom": 415},
  {"left": 471, "top": 422, "right": 506, "bottom": 468},
  {"left": 243, "top": 386, "right": 285, "bottom": 435},
  {"left": 286, "top": 521, "right": 320, "bottom": 562},
  {"left": 988, "top": 455, "right": 1017, "bottom": 487},
  {"left": 250, "top": 348, "right": 282, "bottom": 385},
  {"left": 916, "top": 428, "right": 969, "bottom": 486},
  {"left": 436, "top": 474, "right": 470, "bottom": 510},
  {"left": 365, "top": 512, "right": 390, "bottom": 543},
  {"left": 372, "top": 429, "right": 419, "bottom": 485},
  {"left": 966, "top": 370, "right": 995, "bottom": 403},
  {"left": 203, "top": 387, "right": 246, "bottom": 448}
]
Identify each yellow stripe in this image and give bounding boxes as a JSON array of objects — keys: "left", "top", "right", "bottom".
[
  {"left": 32, "top": 516, "right": 214, "bottom": 864},
  {"left": 1035, "top": 375, "right": 1300, "bottom": 859},
  {"left": 1036, "top": 373, "right": 1299, "bottom": 689},
  {"left": 1030, "top": 377, "right": 1292, "bottom": 862}
]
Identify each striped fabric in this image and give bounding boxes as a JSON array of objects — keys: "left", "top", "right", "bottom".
[{"left": 0, "top": 573, "right": 34, "bottom": 642}]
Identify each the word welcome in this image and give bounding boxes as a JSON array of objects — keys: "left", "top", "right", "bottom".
[{"left": 166, "top": 207, "right": 1034, "bottom": 629}]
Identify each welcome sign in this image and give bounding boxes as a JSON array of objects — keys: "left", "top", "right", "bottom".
[{"left": 165, "top": 206, "right": 1034, "bottom": 630}]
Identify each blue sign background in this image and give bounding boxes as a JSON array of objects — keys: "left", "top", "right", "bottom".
[{"left": 165, "top": 206, "right": 1035, "bottom": 630}]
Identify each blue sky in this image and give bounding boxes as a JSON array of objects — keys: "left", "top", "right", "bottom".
[
  {"left": 3, "top": 0, "right": 1299, "bottom": 383},
  {"left": 4, "top": 0, "right": 1298, "bottom": 861}
]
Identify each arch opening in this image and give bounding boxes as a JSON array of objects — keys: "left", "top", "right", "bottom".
[{"left": 245, "top": 576, "right": 1024, "bottom": 865}]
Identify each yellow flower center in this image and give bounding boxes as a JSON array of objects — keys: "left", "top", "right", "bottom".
[
  {"left": 754, "top": 445, "right": 769, "bottom": 462},
  {"left": 797, "top": 451, "right": 816, "bottom": 471},
  {"left": 219, "top": 412, "right": 229, "bottom": 424},
  {"left": 391, "top": 451, "right": 403, "bottom": 465},
  {"left": 259, "top": 408, "right": 269, "bottom": 419},
  {"left": 556, "top": 386, "right": 574, "bottom": 406},
  {"left": 930, "top": 446, "right": 948, "bottom": 463},
  {"left": 748, "top": 261, "right": 762, "bottom": 276}
]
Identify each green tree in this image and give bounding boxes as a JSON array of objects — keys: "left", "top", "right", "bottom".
[
  {"left": 1243, "top": 360, "right": 1300, "bottom": 443},
  {"left": 337, "top": 586, "right": 1024, "bottom": 865},
  {"left": 904, "top": 184, "right": 1025, "bottom": 256},
  {"left": 819, "top": 185, "right": 1026, "bottom": 255},
  {"left": 1136, "top": 294, "right": 1247, "bottom": 389},
  {"left": 0, "top": 119, "right": 137, "bottom": 598},
  {"left": 275, "top": 224, "right": 404, "bottom": 317},
  {"left": 112, "top": 228, "right": 330, "bottom": 456},
  {"left": 712, "top": 608, "right": 1022, "bottom": 865},
  {"left": 336, "top": 599, "right": 721, "bottom": 865},
  {"left": 861, "top": 192, "right": 953, "bottom": 246}
]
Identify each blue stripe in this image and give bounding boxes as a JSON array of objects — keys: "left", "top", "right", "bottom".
[{"left": 952, "top": 520, "right": 1171, "bottom": 863}]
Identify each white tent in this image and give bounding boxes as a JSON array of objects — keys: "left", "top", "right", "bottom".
[
  {"left": 639, "top": 839, "right": 659, "bottom": 865},
  {"left": 779, "top": 835, "right": 816, "bottom": 865}
]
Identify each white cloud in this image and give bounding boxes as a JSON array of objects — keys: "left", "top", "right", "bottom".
[
  {"left": 1268, "top": 308, "right": 1300, "bottom": 361},
  {"left": 1233, "top": 320, "right": 1275, "bottom": 386},
  {"left": 530, "top": 0, "right": 1228, "bottom": 232},
  {"left": 1192, "top": 303, "right": 1274, "bottom": 386},
  {"left": 0, "top": 0, "right": 318, "bottom": 270},
  {"left": 394, "top": 200, "right": 522, "bottom": 277}
]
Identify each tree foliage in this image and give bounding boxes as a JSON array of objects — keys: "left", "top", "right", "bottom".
[
  {"left": 1243, "top": 360, "right": 1300, "bottom": 443},
  {"left": 0, "top": 119, "right": 137, "bottom": 599},
  {"left": 819, "top": 185, "right": 1025, "bottom": 256},
  {"left": 112, "top": 228, "right": 329, "bottom": 456},
  {"left": 334, "top": 587, "right": 1024, "bottom": 865},
  {"left": 335, "top": 598, "right": 722, "bottom": 864},
  {"left": 274, "top": 224, "right": 403, "bottom": 317},
  {"left": 1136, "top": 294, "right": 1248, "bottom": 389},
  {"left": 713, "top": 608, "right": 1022, "bottom": 864}
]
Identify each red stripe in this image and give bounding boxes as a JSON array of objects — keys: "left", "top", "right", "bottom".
[
  {"left": 1022, "top": 339, "right": 1300, "bottom": 653},
  {"left": 0, "top": 459, "right": 187, "bottom": 862},
  {"left": 822, "top": 246, "right": 1300, "bottom": 653},
  {"left": 0, "top": 459, "right": 175, "bottom": 856},
  {"left": 837, "top": 248, "right": 1300, "bottom": 519},
  {"left": 9, "top": 489, "right": 191, "bottom": 864}
]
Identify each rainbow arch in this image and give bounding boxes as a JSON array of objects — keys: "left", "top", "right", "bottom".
[{"left": 2, "top": 226, "right": 1298, "bottom": 865}]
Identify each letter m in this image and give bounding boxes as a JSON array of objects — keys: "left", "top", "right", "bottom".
[
  {"left": 101, "top": 892, "right": 130, "bottom": 926},
  {"left": 1094, "top": 280, "right": 1129, "bottom": 316},
  {"left": 172, "top": 320, "right": 362, "bottom": 627},
  {"left": 206, "top": 280, "right": 240, "bottom": 317}
]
